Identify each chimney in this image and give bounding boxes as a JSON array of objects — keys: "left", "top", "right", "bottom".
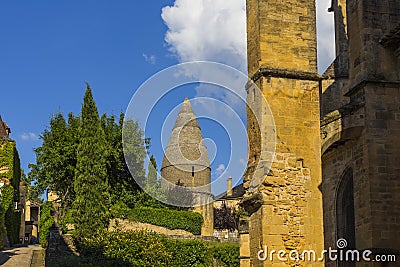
[{"left": 227, "top": 177, "right": 233, "bottom": 197}]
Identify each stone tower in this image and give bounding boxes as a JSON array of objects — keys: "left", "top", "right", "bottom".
[
  {"left": 241, "top": 0, "right": 324, "bottom": 266},
  {"left": 161, "top": 98, "right": 214, "bottom": 236}
]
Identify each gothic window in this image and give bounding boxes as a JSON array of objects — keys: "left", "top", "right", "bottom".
[{"left": 336, "top": 168, "right": 356, "bottom": 267}]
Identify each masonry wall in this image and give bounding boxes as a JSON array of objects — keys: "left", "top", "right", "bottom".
[
  {"left": 321, "top": 1, "right": 400, "bottom": 265},
  {"left": 244, "top": 76, "right": 325, "bottom": 266},
  {"left": 322, "top": 139, "right": 367, "bottom": 267},
  {"left": 364, "top": 83, "right": 400, "bottom": 250},
  {"left": 347, "top": 0, "right": 400, "bottom": 85},
  {"left": 243, "top": 0, "right": 325, "bottom": 265},
  {"left": 248, "top": 77, "right": 324, "bottom": 267}
]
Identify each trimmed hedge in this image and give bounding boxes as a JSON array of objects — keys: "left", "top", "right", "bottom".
[
  {"left": 51, "top": 230, "right": 239, "bottom": 267},
  {"left": 126, "top": 206, "right": 203, "bottom": 235},
  {"left": 86, "top": 230, "right": 172, "bottom": 266},
  {"left": 209, "top": 242, "right": 240, "bottom": 267},
  {"left": 163, "top": 237, "right": 212, "bottom": 266}
]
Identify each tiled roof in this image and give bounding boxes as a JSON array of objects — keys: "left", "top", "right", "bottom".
[{"left": 217, "top": 183, "right": 245, "bottom": 200}]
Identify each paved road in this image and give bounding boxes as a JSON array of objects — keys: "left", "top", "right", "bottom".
[{"left": 0, "top": 245, "right": 44, "bottom": 267}]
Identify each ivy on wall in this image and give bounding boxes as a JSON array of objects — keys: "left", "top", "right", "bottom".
[{"left": 0, "top": 140, "right": 21, "bottom": 248}]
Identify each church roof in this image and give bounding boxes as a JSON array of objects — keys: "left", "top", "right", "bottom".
[{"left": 161, "top": 98, "right": 210, "bottom": 172}]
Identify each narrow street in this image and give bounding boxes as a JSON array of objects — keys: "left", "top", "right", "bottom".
[{"left": 0, "top": 245, "right": 44, "bottom": 267}]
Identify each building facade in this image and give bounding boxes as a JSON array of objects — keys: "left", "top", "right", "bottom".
[
  {"left": 0, "top": 116, "right": 23, "bottom": 247},
  {"left": 242, "top": 0, "right": 400, "bottom": 266},
  {"left": 321, "top": 0, "right": 400, "bottom": 266}
]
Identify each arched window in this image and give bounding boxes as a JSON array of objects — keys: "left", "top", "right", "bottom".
[{"left": 336, "top": 168, "right": 356, "bottom": 267}]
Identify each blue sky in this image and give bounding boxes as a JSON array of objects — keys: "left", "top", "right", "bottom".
[{"left": 0, "top": 0, "right": 335, "bottom": 196}]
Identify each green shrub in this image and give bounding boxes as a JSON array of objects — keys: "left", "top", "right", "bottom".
[
  {"left": 110, "top": 201, "right": 130, "bottom": 219},
  {"left": 45, "top": 254, "right": 129, "bottom": 267},
  {"left": 47, "top": 230, "right": 240, "bottom": 267},
  {"left": 209, "top": 242, "right": 240, "bottom": 267},
  {"left": 59, "top": 208, "right": 74, "bottom": 233},
  {"left": 106, "top": 230, "right": 171, "bottom": 266},
  {"left": 39, "top": 201, "right": 54, "bottom": 247},
  {"left": 163, "top": 237, "right": 212, "bottom": 266},
  {"left": 127, "top": 206, "right": 203, "bottom": 235},
  {"left": 86, "top": 230, "right": 213, "bottom": 266}
]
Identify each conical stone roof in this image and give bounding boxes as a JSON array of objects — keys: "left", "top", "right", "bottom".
[{"left": 161, "top": 98, "right": 210, "bottom": 176}]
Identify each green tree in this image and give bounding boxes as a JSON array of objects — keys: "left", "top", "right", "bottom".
[
  {"left": 214, "top": 202, "right": 238, "bottom": 231},
  {"left": 122, "top": 118, "right": 146, "bottom": 191},
  {"left": 72, "top": 84, "right": 110, "bottom": 241},
  {"left": 146, "top": 155, "right": 157, "bottom": 186},
  {"left": 29, "top": 113, "right": 78, "bottom": 217},
  {"left": 102, "top": 113, "right": 145, "bottom": 207}
]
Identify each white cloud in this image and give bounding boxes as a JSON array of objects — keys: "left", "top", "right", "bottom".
[
  {"left": 160, "top": 0, "right": 335, "bottom": 194},
  {"left": 215, "top": 163, "right": 225, "bottom": 175},
  {"left": 143, "top": 53, "right": 156, "bottom": 64},
  {"left": 20, "top": 132, "right": 38, "bottom": 141},
  {"left": 161, "top": 0, "right": 247, "bottom": 71},
  {"left": 161, "top": 0, "right": 335, "bottom": 74}
]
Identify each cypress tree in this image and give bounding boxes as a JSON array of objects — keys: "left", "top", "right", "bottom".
[
  {"left": 147, "top": 155, "right": 157, "bottom": 186},
  {"left": 73, "top": 84, "right": 110, "bottom": 241}
]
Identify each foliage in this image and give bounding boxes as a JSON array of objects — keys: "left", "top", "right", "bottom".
[
  {"left": 209, "top": 242, "right": 240, "bottom": 267},
  {"left": 59, "top": 208, "right": 74, "bottom": 233},
  {"left": 29, "top": 112, "right": 79, "bottom": 216},
  {"left": 214, "top": 202, "right": 238, "bottom": 231},
  {"left": 5, "top": 207, "right": 20, "bottom": 245},
  {"left": 0, "top": 141, "right": 21, "bottom": 247},
  {"left": 110, "top": 201, "right": 131, "bottom": 219},
  {"left": 47, "top": 230, "right": 239, "bottom": 267},
  {"left": 76, "top": 230, "right": 212, "bottom": 267},
  {"left": 121, "top": 118, "right": 146, "bottom": 188},
  {"left": 101, "top": 113, "right": 144, "bottom": 205},
  {"left": 127, "top": 206, "right": 204, "bottom": 235},
  {"left": 39, "top": 201, "right": 54, "bottom": 247},
  {"left": 28, "top": 84, "right": 149, "bottom": 246},
  {"left": 45, "top": 255, "right": 129, "bottom": 267},
  {"left": 132, "top": 184, "right": 168, "bottom": 209},
  {"left": 0, "top": 186, "right": 14, "bottom": 212},
  {"left": 163, "top": 237, "right": 212, "bottom": 266},
  {"left": 29, "top": 87, "right": 148, "bottom": 231},
  {"left": 2, "top": 185, "right": 15, "bottom": 245},
  {"left": 72, "top": 84, "right": 111, "bottom": 241},
  {"left": 214, "top": 202, "right": 248, "bottom": 230},
  {"left": 146, "top": 155, "right": 157, "bottom": 186},
  {"left": 86, "top": 230, "right": 172, "bottom": 266}
]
